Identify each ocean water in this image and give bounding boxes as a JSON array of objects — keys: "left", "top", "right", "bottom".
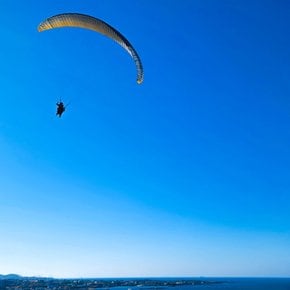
[
  {"left": 171, "top": 278, "right": 290, "bottom": 290},
  {"left": 114, "top": 278, "right": 290, "bottom": 290}
]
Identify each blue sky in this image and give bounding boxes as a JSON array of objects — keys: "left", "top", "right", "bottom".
[{"left": 0, "top": 0, "right": 290, "bottom": 278}]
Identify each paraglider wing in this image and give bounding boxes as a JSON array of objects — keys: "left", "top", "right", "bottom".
[{"left": 38, "top": 13, "right": 144, "bottom": 84}]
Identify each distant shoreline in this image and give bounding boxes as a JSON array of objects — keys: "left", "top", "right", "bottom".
[{"left": 0, "top": 276, "right": 224, "bottom": 289}]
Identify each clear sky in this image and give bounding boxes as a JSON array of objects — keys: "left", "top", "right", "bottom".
[{"left": 0, "top": 0, "right": 289, "bottom": 278}]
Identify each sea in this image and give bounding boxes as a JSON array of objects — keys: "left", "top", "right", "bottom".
[
  {"left": 168, "top": 278, "right": 290, "bottom": 290},
  {"left": 110, "top": 278, "right": 290, "bottom": 290}
]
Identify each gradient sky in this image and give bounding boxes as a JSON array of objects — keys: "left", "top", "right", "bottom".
[{"left": 0, "top": 0, "right": 290, "bottom": 278}]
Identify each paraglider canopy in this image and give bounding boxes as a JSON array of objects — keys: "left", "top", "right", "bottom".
[{"left": 38, "top": 13, "right": 144, "bottom": 84}]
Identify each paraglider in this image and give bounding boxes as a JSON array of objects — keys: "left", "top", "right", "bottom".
[
  {"left": 56, "top": 100, "right": 66, "bottom": 117},
  {"left": 38, "top": 13, "right": 144, "bottom": 84}
]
